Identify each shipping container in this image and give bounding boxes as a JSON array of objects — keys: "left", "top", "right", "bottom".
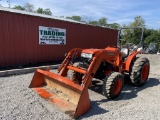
[{"left": 0, "top": 7, "right": 118, "bottom": 67}]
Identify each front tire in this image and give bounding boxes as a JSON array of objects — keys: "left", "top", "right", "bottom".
[
  {"left": 130, "top": 57, "right": 150, "bottom": 86},
  {"left": 102, "top": 72, "right": 124, "bottom": 99}
]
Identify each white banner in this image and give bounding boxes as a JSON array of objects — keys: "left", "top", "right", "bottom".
[{"left": 39, "top": 26, "right": 66, "bottom": 45}]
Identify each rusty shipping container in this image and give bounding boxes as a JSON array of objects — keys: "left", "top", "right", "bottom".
[{"left": 0, "top": 8, "right": 118, "bottom": 67}]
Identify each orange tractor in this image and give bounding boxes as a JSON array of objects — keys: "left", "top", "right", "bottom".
[{"left": 29, "top": 27, "right": 150, "bottom": 118}]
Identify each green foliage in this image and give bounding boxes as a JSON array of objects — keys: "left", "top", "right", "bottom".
[
  {"left": 24, "top": 2, "right": 35, "bottom": 12},
  {"left": 120, "top": 16, "right": 160, "bottom": 47},
  {"left": 131, "top": 16, "right": 145, "bottom": 27},
  {"left": 13, "top": 5, "right": 25, "bottom": 10},
  {"left": 66, "top": 16, "right": 121, "bottom": 29},
  {"left": 11, "top": 3, "right": 159, "bottom": 46},
  {"left": 88, "top": 17, "right": 120, "bottom": 29},
  {"left": 12, "top": 3, "right": 52, "bottom": 16},
  {"left": 121, "top": 16, "right": 146, "bottom": 45},
  {"left": 88, "top": 20, "right": 99, "bottom": 26},
  {"left": 12, "top": 3, "right": 34, "bottom": 12},
  {"left": 108, "top": 23, "right": 121, "bottom": 29},
  {"left": 36, "top": 8, "right": 52, "bottom": 15},
  {"left": 144, "top": 29, "right": 160, "bottom": 45},
  {"left": 43, "top": 9, "right": 52, "bottom": 15},
  {"left": 98, "top": 17, "right": 107, "bottom": 26},
  {"left": 36, "top": 7, "right": 43, "bottom": 14},
  {"left": 66, "top": 16, "right": 82, "bottom": 22}
]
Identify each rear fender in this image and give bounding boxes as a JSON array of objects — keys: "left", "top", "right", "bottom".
[{"left": 124, "top": 51, "right": 141, "bottom": 71}]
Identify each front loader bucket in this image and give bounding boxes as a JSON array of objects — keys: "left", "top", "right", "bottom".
[{"left": 29, "top": 69, "right": 90, "bottom": 118}]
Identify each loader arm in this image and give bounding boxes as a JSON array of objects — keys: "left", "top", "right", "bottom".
[
  {"left": 58, "top": 48, "right": 83, "bottom": 76},
  {"left": 29, "top": 48, "right": 123, "bottom": 118},
  {"left": 81, "top": 50, "right": 123, "bottom": 87}
]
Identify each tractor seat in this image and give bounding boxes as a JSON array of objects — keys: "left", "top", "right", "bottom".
[{"left": 121, "top": 48, "right": 129, "bottom": 59}]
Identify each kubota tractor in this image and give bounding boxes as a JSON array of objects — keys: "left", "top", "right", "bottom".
[{"left": 29, "top": 27, "right": 150, "bottom": 118}]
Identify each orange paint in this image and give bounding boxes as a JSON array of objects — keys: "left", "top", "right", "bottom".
[
  {"left": 29, "top": 47, "right": 145, "bottom": 118},
  {"left": 33, "top": 88, "right": 52, "bottom": 99}
]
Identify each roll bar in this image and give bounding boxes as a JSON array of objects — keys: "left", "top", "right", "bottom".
[{"left": 117, "top": 26, "right": 144, "bottom": 49}]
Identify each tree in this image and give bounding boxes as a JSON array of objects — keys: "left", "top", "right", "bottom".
[
  {"left": 24, "top": 2, "right": 34, "bottom": 12},
  {"left": 36, "top": 7, "right": 43, "bottom": 14},
  {"left": 43, "top": 8, "right": 52, "bottom": 15},
  {"left": 87, "top": 17, "right": 108, "bottom": 27},
  {"left": 98, "top": 17, "right": 107, "bottom": 26},
  {"left": 121, "top": 16, "right": 146, "bottom": 45},
  {"left": 66, "top": 16, "right": 82, "bottom": 22},
  {"left": 131, "top": 16, "right": 145, "bottom": 28},
  {"left": 12, "top": 5, "right": 25, "bottom": 10},
  {"left": 36, "top": 8, "right": 52, "bottom": 15},
  {"left": 81, "top": 16, "right": 92, "bottom": 23},
  {"left": 88, "top": 20, "right": 99, "bottom": 26},
  {"left": 144, "top": 29, "right": 160, "bottom": 45},
  {"left": 108, "top": 23, "right": 121, "bottom": 30}
]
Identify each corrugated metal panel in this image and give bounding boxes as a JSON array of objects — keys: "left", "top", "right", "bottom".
[{"left": 0, "top": 10, "right": 118, "bottom": 67}]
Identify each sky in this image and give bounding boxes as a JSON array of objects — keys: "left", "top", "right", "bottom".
[{"left": 0, "top": 0, "right": 160, "bottom": 29}]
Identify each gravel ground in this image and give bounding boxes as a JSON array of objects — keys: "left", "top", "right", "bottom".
[{"left": 0, "top": 54, "right": 160, "bottom": 120}]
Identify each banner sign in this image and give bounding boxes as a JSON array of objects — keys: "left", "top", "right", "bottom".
[{"left": 39, "top": 26, "right": 66, "bottom": 45}]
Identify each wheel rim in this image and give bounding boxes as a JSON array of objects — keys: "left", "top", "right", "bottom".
[
  {"left": 141, "top": 64, "right": 149, "bottom": 81},
  {"left": 113, "top": 79, "right": 122, "bottom": 95}
]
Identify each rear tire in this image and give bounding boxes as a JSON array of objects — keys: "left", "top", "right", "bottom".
[
  {"left": 130, "top": 57, "right": 150, "bottom": 86},
  {"left": 102, "top": 72, "right": 124, "bottom": 99}
]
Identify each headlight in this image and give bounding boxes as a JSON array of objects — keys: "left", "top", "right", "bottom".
[{"left": 81, "top": 53, "right": 92, "bottom": 58}]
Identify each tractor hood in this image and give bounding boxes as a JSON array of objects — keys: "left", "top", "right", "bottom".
[{"left": 81, "top": 49, "right": 105, "bottom": 54}]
